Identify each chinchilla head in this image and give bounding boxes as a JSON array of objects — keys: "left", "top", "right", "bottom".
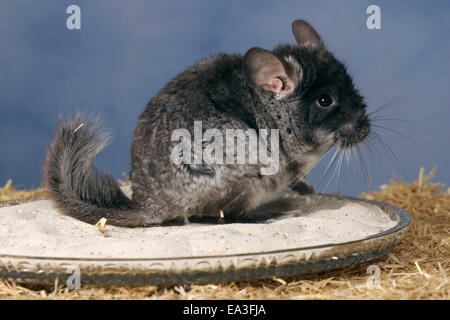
[{"left": 243, "top": 20, "right": 370, "bottom": 158}]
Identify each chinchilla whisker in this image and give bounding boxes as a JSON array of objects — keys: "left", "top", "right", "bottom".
[
  {"left": 316, "top": 147, "right": 341, "bottom": 191},
  {"left": 322, "top": 146, "right": 335, "bottom": 160},
  {"left": 369, "top": 116, "right": 426, "bottom": 129},
  {"left": 358, "top": 148, "right": 371, "bottom": 191},
  {"left": 298, "top": 146, "right": 335, "bottom": 205},
  {"left": 313, "top": 146, "right": 334, "bottom": 169},
  {"left": 331, "top": 148, "right": 345, "bottom": 192},
  {"left": 363, "top": 135, "right": 391, "bottom": 182},
  {"left": 334, "top": 148, "right": 345, "bottom": 191},
  {"left": 345, "top": 149, "right": 351, "bottom": 167},
  {"left": 365, "top": 133, "right": 383, "bottom": 164},
  {"left": 367, "top": 96, "right": 402, "bottom": 117},
  {"left": 369, "top": 130, "right": 406, "bottom": 178},
  {"left": 327, "top": 149, "right": 341, "bottom": 192},
  {"left": 370, "top": 129, "right": 404, "bottom": 167},
  {"left": 310, "top": 149, "right": 342, "bottom": 213},
  {"left": 355, "top": 144, "right": 371, "bottom": 192},
  {"left": 350, "top": 148, "right": 359, "bottom": 187},
  {"left": 317, "top": 150, "right": 338, "bottom": 192},
  {"left": 370, "top": 123, "right": 422, "bottom": 152},
  {"left": 367, "top": 82, "right": 413, "bottom": 117},
  {"left": 346, "top": 148, "right": 354, "bottom": 185},
  {"left": 283, "top": 146, "right": 334, "bottom": 195},
  {"left": 322, "top": 148, "right": 340, "bottom": 180},
  {"left": 311, "top": 146, "right": 334, "bottom": 178},
  {"left": 282, "top": 156, "right": 320, "bottom": 188},
  {"left": 349, "top": 146, "right": 367, "bottom": 192},
  {"left": 320, "top": 148, "right": 344, "bottom": 194}
]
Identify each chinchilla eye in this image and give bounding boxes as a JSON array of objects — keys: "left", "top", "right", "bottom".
[{"left": 316, "top": 95, "right": 333, "bottom": 107}]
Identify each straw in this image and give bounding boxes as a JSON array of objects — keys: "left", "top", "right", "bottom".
[{"left": 0, "top": 167, "right": 448, "bottom": 299}]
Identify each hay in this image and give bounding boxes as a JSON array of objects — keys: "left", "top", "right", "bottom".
[
  {"left": 0, "top": 180, "right": 48, "bottom": 201},
  {"left": 0, "top": 168, "right": 448, "bottom": 300}
]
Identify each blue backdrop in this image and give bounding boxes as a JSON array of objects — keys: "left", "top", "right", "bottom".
[{"left": 0, "top": 0, "right": 449, "bottom": 196}]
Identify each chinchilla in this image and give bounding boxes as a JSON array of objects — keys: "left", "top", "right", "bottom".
[{"left": 43, "top": 20, "right": 370, "bottom": 227}]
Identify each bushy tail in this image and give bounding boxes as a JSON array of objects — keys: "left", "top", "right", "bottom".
[{"left": 43, "top": 115, "right": 147, "bottom": 227}]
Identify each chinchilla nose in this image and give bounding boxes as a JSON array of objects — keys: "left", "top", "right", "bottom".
[{"left": 340, "top": 123, "right": 354, "bottom": 132}]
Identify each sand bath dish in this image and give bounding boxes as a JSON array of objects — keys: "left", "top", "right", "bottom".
[{"left": 0, "top": 194, "right": 411, "bottom": 286}]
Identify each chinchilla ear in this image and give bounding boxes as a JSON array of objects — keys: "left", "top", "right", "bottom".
[
  {"left": 243, "top": 47, "right": 297, "bottom": 99},
  {"left": 292, "top": 20, "right": 324, "bottom": 48}
]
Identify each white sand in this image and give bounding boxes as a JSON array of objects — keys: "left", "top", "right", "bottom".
[{"left": 0, "top": 195, "right": 396, "bottom": 259}]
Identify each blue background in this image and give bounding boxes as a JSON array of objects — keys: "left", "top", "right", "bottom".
[{"left": 0, "top": 0, "right": 449, "bottom": 196}]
